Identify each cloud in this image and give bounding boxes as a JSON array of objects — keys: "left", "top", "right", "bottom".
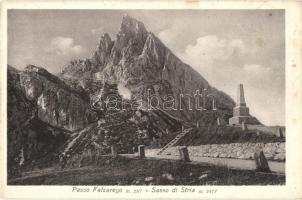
[
  {"left": 184, "top": 35, "right": 228, "bottom": 64},
  {"left": 178, "top": 35, "right": 251, "bottom": 84},
  {"left": 158, "top": 26, "right": 189, "bottom": 53},
  {"left": 182, "top": 35, "right": 249, "bottom": 63},
  {"left": 178, "top": 35, "right": 285, "bottom": 126},
  {"left": 228, "top": 39, "right": 250, "bottom": 57},
  {"left": 158, "top": 28, "right": 177, "bottom": 49},
  {"left": 243, "top": 64, "right": 270, "bottom": 73},
  {"left": 91, "top": 27, "right": 104, "bottom": 35},
  {"left": 45, "top": 37, "right": 86, "bottom": 56}
]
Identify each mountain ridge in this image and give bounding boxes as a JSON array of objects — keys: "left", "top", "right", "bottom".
[{"left": 60, "top": 15, "right": 236, "bottom": 122}]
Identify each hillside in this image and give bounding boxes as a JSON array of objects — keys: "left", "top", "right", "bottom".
[{"left": 7, "top": 66, "right": 71, "bottom": 178}]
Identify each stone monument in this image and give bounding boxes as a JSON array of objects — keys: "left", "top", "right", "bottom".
[{"left": 229, "top": 84, "right": 258, "bottom": 125}]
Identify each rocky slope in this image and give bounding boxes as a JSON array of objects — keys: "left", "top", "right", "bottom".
[
  {"left": 8, "top": 65, "right": 183, "bottom": 174},
  {"left": 20, "top": 65, "right": 97, "bottom": 131},
  {"left": 60, "top": 15, "right": 236, "bottom": 123},
  {"left": 7, "top": 66, "right": 71, "bottom": 177},
  {"left": 57, "top": 82, "right": 183, "bottom": 163},
  {"left": 7, "top": 66, "right": 33, "bottom": 174}
]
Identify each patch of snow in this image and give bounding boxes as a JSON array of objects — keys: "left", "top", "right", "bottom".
[
  {"left": 37, "top": 94, "right": 47, "bottom": 110},
  {"left": 117, "top": 83, "right": 131, "bottom": 100},
  {"left": 19, "top": 148, "right": 24, "bottom": 166}
]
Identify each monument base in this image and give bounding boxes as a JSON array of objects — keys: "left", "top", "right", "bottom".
[
  {"left": 229, "top": 116, "right": 259, "bottom": 125},
  {"left": 233, "top": 106, "right": 249, "bottom": 116}
]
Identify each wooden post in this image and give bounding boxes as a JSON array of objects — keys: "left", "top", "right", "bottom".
[
  {"left": 217, "top": 118, "right": 221, "bottom": 126},
  {"left": 111, "top": 145, "right": 118, "bottom": 157},
  {"left": 89, "top": 149, "right": 93, "bottom": 160},
  {"left": 138, "top": 145, "right": 145, "bottom": 158},
  {"left": 178, "top": 146, "right": 190, "bottom": 162},
  {"left": 278, "top": 128, "right": 284, "bottom": 138},
  {"left": 196, "top": 121, "right": 200, "bottom": 128},
  {"left": 241, "top": 121, "right": 248, "bottom": 131},
  {"left": 254, "top": 151, "right": 271, "bottom": 172}
]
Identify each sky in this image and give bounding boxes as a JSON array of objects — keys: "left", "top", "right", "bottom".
[{"left": 8, "top": 10, "right": 285, "bottom": 126}]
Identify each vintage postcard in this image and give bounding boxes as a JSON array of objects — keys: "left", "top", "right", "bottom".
[{"left": 0, "top": 0, "right": 301, "bottom": 199}]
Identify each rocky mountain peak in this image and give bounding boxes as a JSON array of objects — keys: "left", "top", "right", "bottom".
[
  {"left": 120, "top": 14, "right": 148, "bottom": 36},
  {"left": 25, "top": 64, "right": 50, "bottom": 75},
  {"left": 101, "top": 33, "right": 112, "bottom": 41},
  {"left": 98, "top": 33, "right": 113, "bottom": 51},
  {"left": 60, "top": 15, "right": 236, "bottom": 122},
  {"left": 108, "top": 15, "right": 149, "bottom": 64},
  {"left": 92, "top": 33, "right": 114, "bottom": 68},
  {"left": 142, "top": 32, "right": 167, "bottom": 67}
]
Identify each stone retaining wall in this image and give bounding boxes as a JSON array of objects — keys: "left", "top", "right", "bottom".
[
  {"left": 246, "top": 125, "right": 286, "bottom": 137},
  {"left": 155, "top": 142, "right": 285, "bottom": 162}
]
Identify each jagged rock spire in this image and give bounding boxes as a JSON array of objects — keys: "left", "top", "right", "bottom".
[
  {"left": 92, "top": 33, "right": 114, "bottom": 67},
  {"left": 60, "top": 15, "right": 238, "bottom": 125},
  {"left": 120, "top": 14, "right": 148, "bottom": 35},
  {"left": 108, "top": 15, "right": 149, "bottom": 65}
]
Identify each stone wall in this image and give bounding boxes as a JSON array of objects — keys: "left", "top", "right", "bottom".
[
  {"left": 246, "top": 125, "right": 285, "bottom": 137},
  {"left": 158, "top": 142, "right": 285, "bottom": 162}
]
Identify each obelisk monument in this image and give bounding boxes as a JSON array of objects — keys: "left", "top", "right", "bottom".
[{"left": 229, "top": 84, "right": 258, "bottom": 125}]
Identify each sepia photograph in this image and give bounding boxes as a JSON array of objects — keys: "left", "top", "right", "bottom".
[
  {"left": 6, "top": 9, "right": 286, "bottom": 186},
  {"left": 1, "top": 1, "right": 302, "bottom": 199}
]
